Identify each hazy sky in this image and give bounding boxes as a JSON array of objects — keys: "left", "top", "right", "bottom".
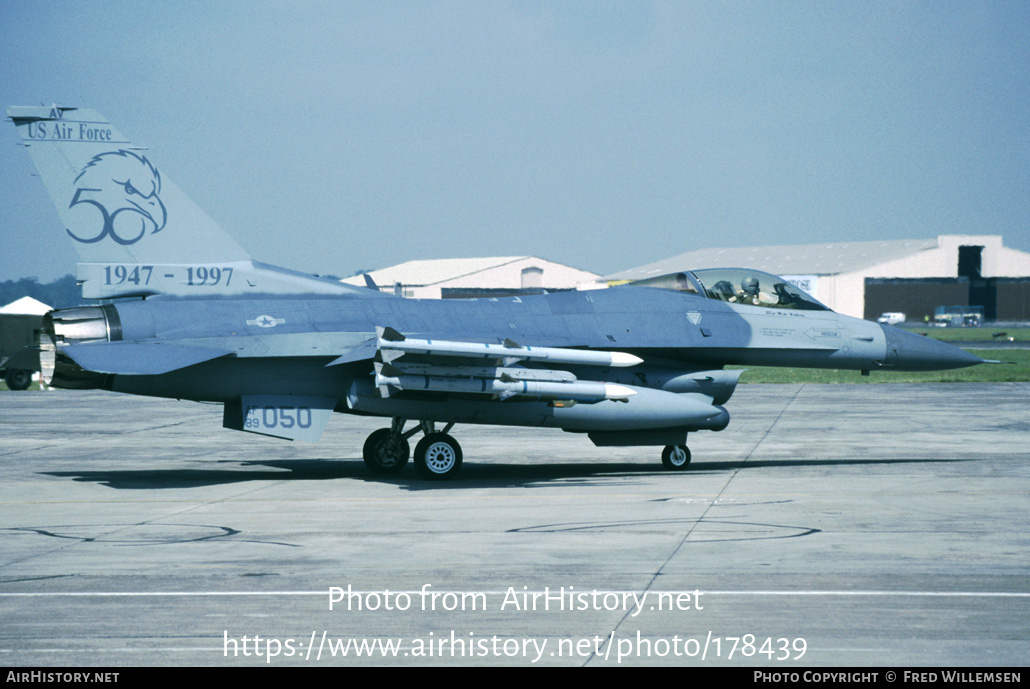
[{"left": 2, "top": 1, "right": 1027, "bottom": 283}]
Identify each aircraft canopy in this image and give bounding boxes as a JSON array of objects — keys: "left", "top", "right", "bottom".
[{"left": 628, "top": 268, "right": 830, "bottom": 311}]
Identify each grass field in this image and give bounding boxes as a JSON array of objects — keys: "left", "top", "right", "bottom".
[
  {"left": 730, "top": 349, "right": 1030, "bottom": 383},
  {"left": 901, "top": 326, "right": 1030, "bottom": 343}
]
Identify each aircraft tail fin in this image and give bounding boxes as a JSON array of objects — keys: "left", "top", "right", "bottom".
[{"left": 8, "top": 105, "right": 372, "bottom": 300}]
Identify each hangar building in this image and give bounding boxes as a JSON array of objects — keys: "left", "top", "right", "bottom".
[
  {"left": 341, "top": 256, "right": 599, "bottom": 299},
  {"left": 605, "top": 235, "right": 1030, "bottom": 322}
]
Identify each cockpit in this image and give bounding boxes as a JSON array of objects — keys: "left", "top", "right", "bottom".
[{"left": 626, "top": 268, "right": 830, "bottom": 311}]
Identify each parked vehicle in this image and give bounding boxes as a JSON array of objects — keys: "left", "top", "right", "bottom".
[
  {"left": 933, "top": 305, "right": 983, "bottom": 328},
  {"left": 0, "top": 313, "right": 43, "bottom": 390},
  {"left": 876, "top": 312, "right": 906, "bottom": 325}
]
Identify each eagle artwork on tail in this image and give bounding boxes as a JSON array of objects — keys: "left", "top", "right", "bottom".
[{"left": 67, "top": 150, "right": 167, "bottom": 245}]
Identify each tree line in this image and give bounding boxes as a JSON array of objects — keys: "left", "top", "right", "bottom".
[{"left": 0, "top": 275, "right": 84, "bottom": 310}]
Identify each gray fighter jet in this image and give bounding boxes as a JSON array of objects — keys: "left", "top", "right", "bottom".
[{"left": 6, "top": 105, "right": 984, "bottom": 479}]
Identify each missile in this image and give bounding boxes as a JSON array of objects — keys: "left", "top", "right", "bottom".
[
  {"left": 374, "top": 363, "right": 636, "bottom": 402},
  {"left": 376, "top": 326, "right": 642, "bottom": 368},
  {"left": 379, "top": 361, "right": 577, "bottom": 383}
]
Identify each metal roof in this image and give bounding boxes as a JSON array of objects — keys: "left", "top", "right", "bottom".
[
  {"left": 345, "top": 257, "right": 594, "bottom": 288},
  {"left": 0, "top": 296, "right": 52, "bottom": 315},
  {"left": 605, "top": 238, "right": 939, "bottom": 281}
]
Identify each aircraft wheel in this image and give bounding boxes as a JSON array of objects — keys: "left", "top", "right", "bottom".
[
  {"left": 414, "top": 433, "right": 463, "bottom": 480},
  {"left": 661, "top": 445, "right": 691, "bottom": 470},
  {"left": 362, "top": 428, "right": 410, "bottom": 474},
  {"left": 4, "top": 369, "right": 31, "bottom": 391}
]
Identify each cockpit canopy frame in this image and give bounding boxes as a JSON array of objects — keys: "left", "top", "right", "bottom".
[{"left": 627, "top": 268, "right": 830, "bottom": 311}]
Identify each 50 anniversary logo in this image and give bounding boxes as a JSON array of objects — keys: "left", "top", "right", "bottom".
[{"left": 66, "top": 150, "right": 167, "bottom": 246}]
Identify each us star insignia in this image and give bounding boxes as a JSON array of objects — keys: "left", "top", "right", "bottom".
[{"left": 247, "top": 315, "right": 286, "bottom": 328}]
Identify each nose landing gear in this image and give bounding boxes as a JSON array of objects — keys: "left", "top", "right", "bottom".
[{"left": 661, "top": 444, "right": 692, "bottom": 470}]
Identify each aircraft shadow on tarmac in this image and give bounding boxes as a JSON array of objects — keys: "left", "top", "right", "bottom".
[{"left": 42, "top": 456, "right": 966, "bottom": 491}]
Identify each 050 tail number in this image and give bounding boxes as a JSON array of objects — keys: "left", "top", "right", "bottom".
[{"left": 245, "top": 405, "right": 313, "bottom": 431}]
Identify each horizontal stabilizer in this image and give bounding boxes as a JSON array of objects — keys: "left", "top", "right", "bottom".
[{"left": 61, "top": 342, "right": 233, "bottom": 375}]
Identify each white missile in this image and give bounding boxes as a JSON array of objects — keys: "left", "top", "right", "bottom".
[
  {"left": 381, "top": 361, "right": 578, "bottom": 383},
  {"left": 374, "top": 363, "right": 636, "bottom": 402},
  {"left": 376, "top": 327, "right": 642, "bottom": 368}
]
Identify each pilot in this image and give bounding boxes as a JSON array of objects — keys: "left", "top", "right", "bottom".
[
  {"left": 674, "top": 273, "right": 697, "bottom": 293},
  {"left": 739, "top": 276, "right": 776, "bottom": 306},
  {"left": 710, "top": 280, "right": 737, "bottom": 301}
]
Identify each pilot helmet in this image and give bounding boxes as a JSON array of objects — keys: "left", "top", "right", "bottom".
[{"left": 741, "top": 276, "right": 760, "bottom": 294}]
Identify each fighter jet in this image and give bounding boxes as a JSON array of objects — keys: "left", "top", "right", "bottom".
[{"left": 6, "top": 105, "right": 985, "bottom": 479}]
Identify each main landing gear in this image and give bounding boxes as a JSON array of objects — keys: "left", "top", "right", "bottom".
[{"left": 362, "top": 418, "right": 462, "bottom": 480}]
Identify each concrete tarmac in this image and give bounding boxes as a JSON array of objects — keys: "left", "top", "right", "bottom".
[{"left": 1, "top": 384, "right": 1027, "bottom": 667}]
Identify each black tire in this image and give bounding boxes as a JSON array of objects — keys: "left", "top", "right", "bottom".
[
  {"left": 4, "top": 369, "right": 32, "bottom": 391},
  {"left": 414, "top": 433, "right": 463, "bottom": 480},
  {"left": 362, "top": 428, "right": 410, "bottom": 474},
  {"left": 661, "top": 445, "right": 691, "bottom": 470}
]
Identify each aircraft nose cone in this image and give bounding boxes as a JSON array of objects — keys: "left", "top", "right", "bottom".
[{"left": 881, "top": 324, "right": 984, "bottom": 371}]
